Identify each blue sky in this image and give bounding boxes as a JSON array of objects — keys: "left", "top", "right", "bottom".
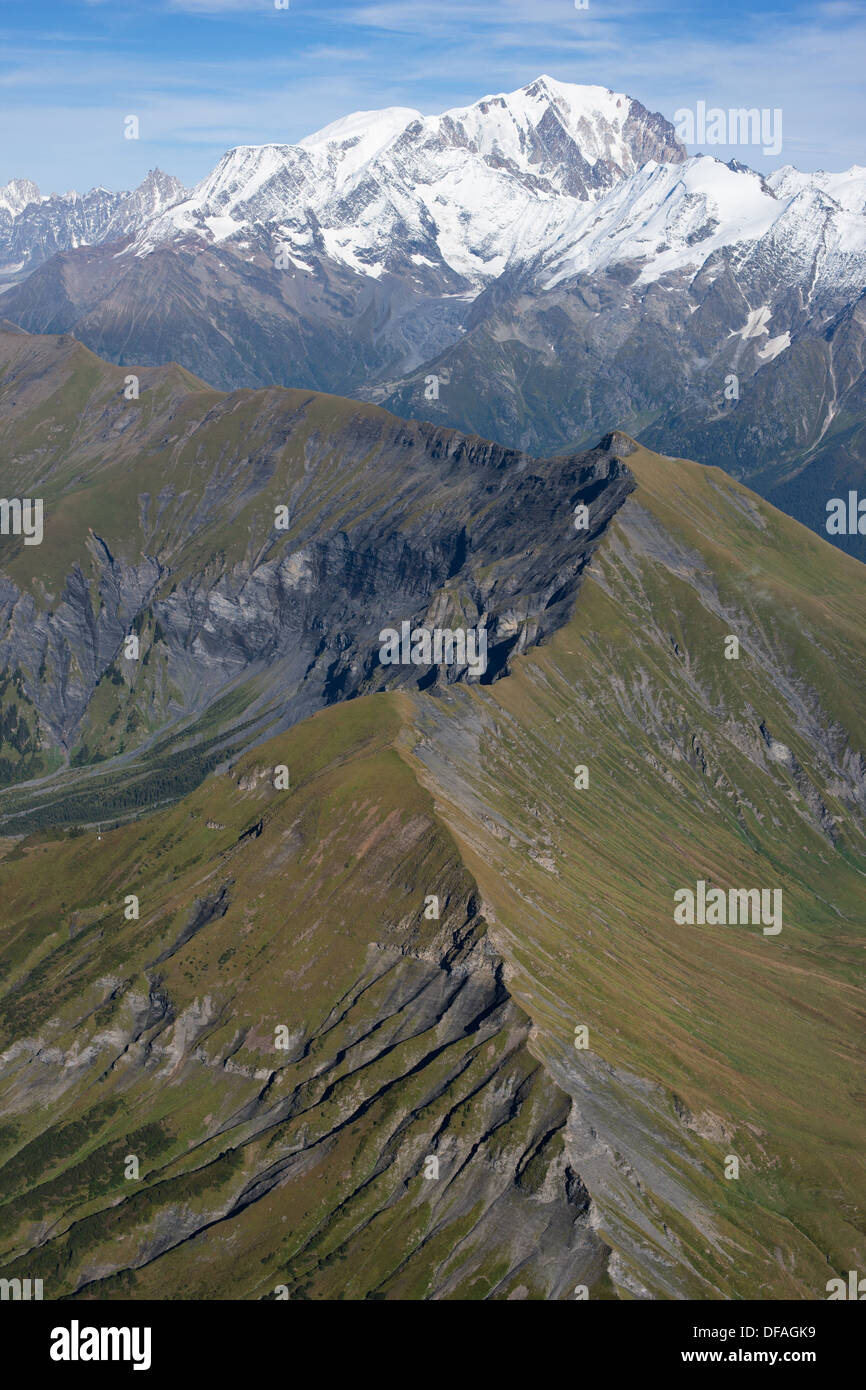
[{"left": 0, "top": 0, "right": 863, "bottom": 192}]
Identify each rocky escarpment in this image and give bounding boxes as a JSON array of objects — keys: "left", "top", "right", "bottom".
[{"left": 0, "top": 330, "right": 634, "bottom": 824}]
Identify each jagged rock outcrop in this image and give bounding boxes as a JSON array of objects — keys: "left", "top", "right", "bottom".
[{"left": 0, "top": 329, "right": 633, "bottom": 825}]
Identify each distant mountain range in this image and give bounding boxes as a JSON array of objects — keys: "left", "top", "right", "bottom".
[
  {"left": 1, "top": 75, "right": 865, "bottom": 554},
  {"left": 0, "top": 169, "right": 187, "bottom": 283}
]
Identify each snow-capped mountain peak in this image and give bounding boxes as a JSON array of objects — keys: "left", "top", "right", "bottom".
[
  {"left": 0, "top": 168, "right": 188, "bottom": 283},
  {"left": 299, "top": 106, "right": 421, "bottom": 167},
  {"left": 429, "top": 75, "right": 671, "bottom": 177},
  {"left": 0, "top": 178, "right": 40, "bottom": 219},
  {"left": 128, "top": 76, "right": 688, "bottom": 286},
  {"left": 3, "top": 76, "right": 865, "bottom": 313}
]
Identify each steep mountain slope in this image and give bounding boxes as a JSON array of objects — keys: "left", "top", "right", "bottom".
[
  {"left": 1, "top": 437, "right": 864, "bottom": 1300},
  {"left": 650, "top": 284, "right": 866, "bottom": 546},
  {"left": 0, "top": 328, "right": 632, "bottom": 822},
  {"left": 401, "top": 436, "right": 866, "bottom": 1297},
  {"left": 0, "top": 698, "right": 609, "bottom": 1301},
  {"left": 379, "top": 159, "right": 866, "bottom": 556}
]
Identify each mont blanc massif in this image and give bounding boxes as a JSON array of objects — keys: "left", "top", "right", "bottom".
[{"left": 0, "top": 77, "right": 864, "bottom": 1306}]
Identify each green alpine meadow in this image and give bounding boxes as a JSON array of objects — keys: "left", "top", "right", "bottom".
[{"left": 1, "top": 328, "right": 864, "bottom": 1300}]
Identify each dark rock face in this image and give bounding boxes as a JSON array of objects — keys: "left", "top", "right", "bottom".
[
  {"left": 0, "top": 551, "right": 165, "bottom": 747},
  {"left": 0, "top": 331, "right": 634, "bottom": 819},
  {"left": 623, "top": 99, "right": 686, "bottom": 168}
]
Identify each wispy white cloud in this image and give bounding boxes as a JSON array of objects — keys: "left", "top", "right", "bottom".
[{"left": 0, "top": 0, "right": 862, "bottom": 188}]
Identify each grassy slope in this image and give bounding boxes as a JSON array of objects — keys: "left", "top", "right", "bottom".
[
  {"left": 399, "top": 442, "right": 866, "bottom": 1298},
  {"left": 0, "top": 333, "right": 383, "bottom": 594},
  {"left": 0, "top": 697, "right": 604, "bottom": 1301},
  {"left": 1, "top": 437, "right": 864, "bottom": 1300}
]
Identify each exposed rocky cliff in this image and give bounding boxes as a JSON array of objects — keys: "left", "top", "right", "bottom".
[{"left": 0, "top": 330, "right": 632, "bottom": 826}]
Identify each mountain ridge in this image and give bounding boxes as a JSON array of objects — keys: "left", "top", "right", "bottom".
[
  {"left": 1, "top": 421, "right": 864, "bottom": 1300},
  {"left": 0, "top": 328, "right": 633, "bottom": 825}
]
